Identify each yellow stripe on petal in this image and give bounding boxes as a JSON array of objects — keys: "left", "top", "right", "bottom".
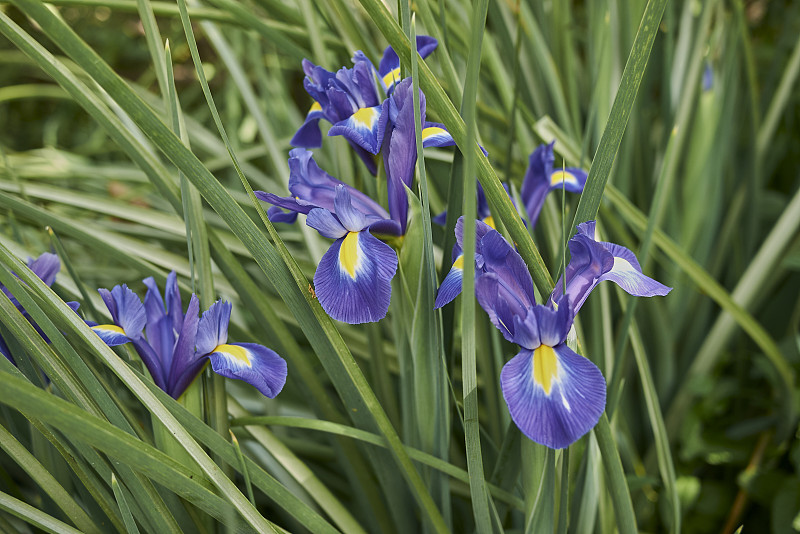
[
  {"left": 309, "top": 101, "right": 322, "bottom": 113},
  {"left": 339, "top": 232, "right": 361, "bottom": 279},
  {"left": 94, "top": 324, "right": 125, "bottom": 334},
  {"left": 549, "top": 170, "right": 580, "bottom": 187},
  {"left": 351, "top": 107, "right": 378, "bottom": 128},
  {"left": 382, "top": 67, "right": 400, "bottom": 88},
  {"left": 453, "top": 255, "right": 464, "bottom": 270},
  {"left": 421, "top": 126, "right": 447, "bottom": 140},
  {"left": 213, "top": 344, "right": 252, "bottom": 367},
  {"left": 482, "top": 215, "right": 496, "bottom": 229},
  {"left": 533, "top": 345, "right": 559, "bottom": 395}
]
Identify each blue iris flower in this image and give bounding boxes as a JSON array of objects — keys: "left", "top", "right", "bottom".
[
  {"left": 434, "top": 141, "right": 587, "bottom": 309},
  {"left": 452, "top": 217, "right": 670, "bottom": 448},
  {"left": 256, "top": 149, "right": 402, "bottom": 324},
  {"left": 91, "top": 272, "right": 287, "bottom": 399},
  {"left": 291, "top": 36, "right": 451, "bottom": 175},
  {"left": 0, "top": 253, "right": 79, "bottom": 365}
]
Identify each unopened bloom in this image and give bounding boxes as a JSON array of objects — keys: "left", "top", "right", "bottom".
[{"left": 92, "top": 272, "right": 286, "bottom": 399}]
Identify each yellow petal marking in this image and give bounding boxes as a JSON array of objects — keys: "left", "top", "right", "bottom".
[
  {"left": 94, "top": 324, "right": 125, "bottom": 334},
  {"left": 339, "top": 232, "right": 361, "bottom": 279},
  {"left": 550, "top": 170, "right": 579, "bottom": 187},
  {"left": 382, "top": 67, "right": 400, "bottom": 88},
  {"left": 213, "top": 344, "right": 252, "bottom": 367},
  {"left": 453, "top": 255, "right": 464, "bottom": 270},
  {"left": 533, "top": 345, "right": 559, "bottom": 395},
  {"left": 422, "top": 126, "right": 447, "bottom": 140},
  {"left": 352, "top": 107, "right": 378, "bottom": 128},
  {"left": 482, "top": 215, "right": 496, "bottom": 229},
  {"left": 309, "top": 101, "right": 322, "bottom": 113}
]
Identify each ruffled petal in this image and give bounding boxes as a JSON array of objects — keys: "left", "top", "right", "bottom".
[
  {"left": 208, "top": 342, "right": 287, "bottom": 398},
  {"left": 314, "top": 230, "right": 398, "bottom": 324},
  {"left": 501, "top": 344, "right": 606, "bottom": 449},
  {"left": 434, "top": 255, "right": 463, "bottom": 309},
  {"left": 328, "top": 103, "right": 388, "bottom": 154}
]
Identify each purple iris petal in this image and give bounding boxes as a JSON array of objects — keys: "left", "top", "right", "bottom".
[
  {"left": 421, "top": 121, "right": 455, "bottom": 148},
  {"left": 266, "top": 206, "right": 300, "bottom": 224},
  {"left": 209, "top": 342, "right": 287, "bottom": 398},
  {"left": 306, "top": 208, "right": 348, "bottom": 239},
  {"left": 550, "top": 221, "right": 671, "bottom": 314},
  {"left": 166, "top": 294, "right": 201, "bottom": 398},
  {"left": 378, "top": 35, "right": 438, "bottom": 92},
  {"left": 500, "top": 343, "right": 606, "bottom": 449},
  {"left": 434, "top": 255, "right": 463, "bottom": 309},
  {"left": 314, "top": 230, "right": 398, "bottom": 324},
  {"left": 195, "top": 300, "right": 231, "bottom": 359},
  {"left": 478, "top": 230, "right": 536, "bottom": 312},
  {"left": 97, "top": 284, "right": 146, "bottom": 338},
  {"left": 327, "top": 102, "right": 389, "bottom": 155},
  {"left": 333, "top": 185, "right": 368, "bottom": 232},
  {"left": 27, "top": 253, "right": 60, "bottom": 287}
]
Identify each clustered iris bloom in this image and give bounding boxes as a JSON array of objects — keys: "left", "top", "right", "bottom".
[
  {"left": 434, "top": 140, "right": 587, "bottom": 309},
  {"left": 0, "top": 253, "right": 79, "bottom": 365},
  {"left": 258, "top": 38, "right": 454, "bottom": 324},
  {"left": 452, "top": 217, "right": 671, "bottom": 448},
  {"left": 92, "top": 272, "right": 287, "bottom": 399}
]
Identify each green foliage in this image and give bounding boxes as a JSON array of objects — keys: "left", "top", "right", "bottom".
[{"left": 0, "top": 0, "right": 799, "bottom": 532}]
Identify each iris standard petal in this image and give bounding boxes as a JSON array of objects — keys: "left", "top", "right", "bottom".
[
  {"left": 328, "top": 103, "right": 388, "bottom": 155},
  {"left": 479, "top": 230, "right": 536, "bottom": 311},
  {"left": 530, "top": 297, "right": 572, "bottom": 347},
  {"left": 166, "top": 295, "right": 201, "bottom": 397},
  {"left": 549, "top": 233, "right": 614, "bottom": 315},
  {"left": 208, "top": 342, "right": 287, "bottom": 398},
  {"left": 434, "top": 254, "right": 464, "bottom": 309},
  {"left": 501, "top": 344, "right": 606, "bottom": 449},
  {"left": 314, "top": 230, "right": 398, "bottom": 324},
  {"left": 98, "top": 284, "right": 146, "bottom": 338},
  {"left": 27, "top": 253, "right": 60, "bottom": 287},
  {"left": 195, "top": 300, "right": 232, "bottom": 357},
  {"left": 475, "top": 273, "right": 517, "bottom": 343}
]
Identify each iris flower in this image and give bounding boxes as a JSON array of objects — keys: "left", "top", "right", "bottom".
[
  {"left": 257, "top": 149, "right": 402, "bottom": 324},
  {"left": 91, "top": 272, "right": 287, "bottom": 399},
  {"left": 521, "top": 141, "right": 588, "bottom": 229},
  {"left": 453, "top": 217, "right": 670, "bottom": 448},
  {"left": 434, "top": 141, "right": 587, "bottom": 309},
  {"left": 291, "top": 37, "right": 450, "bottom": 174}
]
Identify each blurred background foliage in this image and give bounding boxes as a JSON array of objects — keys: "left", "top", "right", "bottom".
[{"left": 0, "top": 0, "right": 799, "bottom": 532}]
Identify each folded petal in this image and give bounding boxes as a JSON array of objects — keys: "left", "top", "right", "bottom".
[
  {"left": 314, "top": 230, "right": 398, "bottom": 323},
  {"left": 475, "top": 273, "right": 517, "bottom": 343},
  {"left": 208, "top": 342, "right": 287, "bottom": 398},
  {"left": 255, "top": 192, "right": 314, "bottom": 220},
  {"left": 549, "top": 232, "right": 614, "bottom": 315},
  {"left": 478, "top": 230, "right": 536, "bottom": 311},
  {"left": 328, "top": 103, "right": 388, "bottom": 154},
  {"left": 266, "top": 206, "right": 300, "bottom": 224},
  {"left": 195, "top": 300, "right": 231, "bottom": 357},
  {"left": 378, "top": 35, "right": 438, "bottom": 93},
  {"left": 520, "top": 142, "right": 555, "bottom": 227},
  {"left": 501, "top": 344, "right": 606, "bottom": 449},
  {"left": 549, "top": 167, "right": 587, "bottom": 194},
  {"left": 434, "top": 255, "right": 463, "bottom": 309}
]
